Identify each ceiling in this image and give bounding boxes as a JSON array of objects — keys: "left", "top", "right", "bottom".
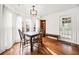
[{"left": 5, "top": 4, "right": 79, "bottom": 17}]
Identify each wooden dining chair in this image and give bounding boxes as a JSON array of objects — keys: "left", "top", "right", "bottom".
[
  {"left": 32, "top": 31, "right": 43, "bottom": 53},
  {"left": 18, "top": 29, "right": 30, "bottom": 55}
]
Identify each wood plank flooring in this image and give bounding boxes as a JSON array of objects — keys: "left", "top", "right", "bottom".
[
  {"left": 43, "top": 37, "right": 79, "bottom": 55},
  {"left": 0, "top": 39, "right": 52, "bottom": 55},
  {"left": 1, "top": 36, "right": 79, "bottom": 55}
]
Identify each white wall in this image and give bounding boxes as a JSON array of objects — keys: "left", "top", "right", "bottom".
[
  {"left": 36, "top": 19, "right": 40, "bottom": 33},
  {"left": 46, "top": 14, "right": 59, "bottom": 35},
  {"left": 77, "top": 14, "right": 79, "bottom": 44},
  {"left": 46, "top": 7, "right": 79, "bottom": 44}
]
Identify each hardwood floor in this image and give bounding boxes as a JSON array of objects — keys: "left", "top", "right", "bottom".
[
  {"left": 0, "top": 40, "right": 52, "bottom": 55},
  {"left": 43, "top": 37, "right": 79, "bottom": 55},
  {"left": 1, "top": 36, "right": 79, "bottom": 55}
]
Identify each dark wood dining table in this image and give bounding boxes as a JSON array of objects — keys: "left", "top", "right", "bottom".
[{"left": 24, "top": 32, "right": 39, "bottom": 52}]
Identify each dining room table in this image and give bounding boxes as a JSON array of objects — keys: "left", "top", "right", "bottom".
[{"left": 24, "top": 31, "right": 39, "bottom": 52}]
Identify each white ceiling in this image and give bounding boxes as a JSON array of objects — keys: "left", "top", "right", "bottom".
[{"left": 5, "top": 4, "right": 79, "bottom": 17}]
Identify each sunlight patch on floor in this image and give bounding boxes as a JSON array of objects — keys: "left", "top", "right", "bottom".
[{"left": 46, "top": 47, "right": 57, "bottom": 55}]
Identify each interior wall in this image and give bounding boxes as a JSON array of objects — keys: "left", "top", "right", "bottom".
[
  {"left": 46, "top": 14, "right": 59, "bottom": 35},
  {"left": 46, "top": 7, "right": 79, "bottom": 44},
  {"left": 76, "top": 14, "right": 79, "bottom": 44}
]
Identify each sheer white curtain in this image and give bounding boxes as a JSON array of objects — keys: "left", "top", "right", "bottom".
[
  {"left": 16, "top": 15, "right": 22, "bottom": 42},
  {"left": 0, "top": 5, "right": 13, "bottom": 53},
  {"left": 3, "top": 6, "right": 22, "bottom": 50},
  {"left": 12, "top": 13, "right": 23, "bottom": 43},
  {"left": 3, "top": 6, "right": 13, "bottom": 49},
  {"left": 0, "top": 5, "right": 5, "bottom": 53},
  {"left": 0, "top": 5, "right": 23, "bottom": 53}
]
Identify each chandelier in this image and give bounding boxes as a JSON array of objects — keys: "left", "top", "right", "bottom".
[{"left": 30, "top": 5, "right": 37, "bottom": 16}]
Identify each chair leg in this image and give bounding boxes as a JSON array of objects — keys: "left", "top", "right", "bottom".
[
  {"left": 37, "top": 44, "right": 41, "bottom": 53},
  {"left": 20, "top": 42, "right": 23, "bottom": 55},
  {"left": 22, "top": 46, "right": 23, "bottom": 55},
  {"left": 20, "top": 42, "right": 22, "bottom": 55}
]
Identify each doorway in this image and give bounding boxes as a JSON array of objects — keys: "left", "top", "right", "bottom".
[{"left": 40, "top": 20, "right": 46, "bottom": 37}]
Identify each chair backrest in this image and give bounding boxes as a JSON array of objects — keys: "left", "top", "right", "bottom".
[
  {"left": 18, "top": 29, "right": 24, "bottom": 40},
  {"left": 38, "top": 31, "right": 42, "bottom": 43}
]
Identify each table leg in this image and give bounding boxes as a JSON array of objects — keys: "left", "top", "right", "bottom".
[{"left": 30, "top": 37, "right": 33, "bottom": 52}]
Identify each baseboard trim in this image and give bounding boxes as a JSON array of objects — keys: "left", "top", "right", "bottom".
[
  {"left": 46, "top": 33, "right": 79, "bottom": 46},
  {"left": 46, "top": 33, "right": 60, "bottom": 40},
  {"left": 58, "top": 40, "right": 79, "bottom": 47}
]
